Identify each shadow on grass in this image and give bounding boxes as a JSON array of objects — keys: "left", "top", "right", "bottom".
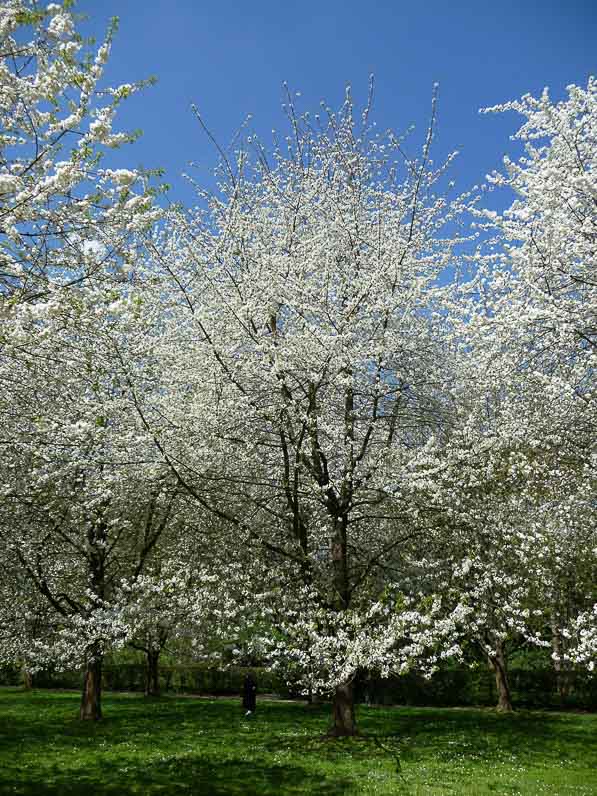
[
  {"left": 357, "top": 705, "right": 597, "bottom": 766},
  {"left": 0, "top": 692, "right": 354, "bottom": 795},
  {"left": 1, "top": 757, "right": 354, "bottom": 796},
  {"left": 1, "top": 690, "right": 596, "bottom": 795}
]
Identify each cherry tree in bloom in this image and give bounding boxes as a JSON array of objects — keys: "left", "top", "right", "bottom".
[
  {"left": 482, "top": 79, "right": 596, "bottom": 674},
  {"left": 0, "top": 287, "right": 180, "bottom": 718},
  {"left": 562, "top": 605, "right": 597, "bottom": 673},
  {"left": 444, "top": 77, "right": 597, "bottom": 690},
  {"left": 0, "top": 1, "right": 160, "bottom": 306},
  {"left": 130, "top": 84, "right": 475, "bottom": 735},
  {"left": 115, "top": 510, "right": 245, "bottom": 697},
  {"left": 116, "top": 564, "right": 202, "bottom": 698},
  {"left": 0, "top": 560, "right": 60, "bottom": 686},
  {"left": 0, "top": 3, "right": 169, "bottom": 720},
  {"left": 417, "top": 449, "right": 578, "bottom": 711},
  {"left": 479, "top": 77, "right": 596, "bottom": 363}
]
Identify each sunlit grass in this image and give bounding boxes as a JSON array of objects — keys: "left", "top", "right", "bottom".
[{"left": 0, "top": 688, "right": 595, "bottom": 794}]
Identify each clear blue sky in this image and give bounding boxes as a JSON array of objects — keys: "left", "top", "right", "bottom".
[{"left": 80, "top": 0, "right": 596, "bottom": 204}]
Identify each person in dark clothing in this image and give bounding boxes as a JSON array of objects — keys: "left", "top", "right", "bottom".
[{"left": 242, "top": 672, "right": 257, "bottom": 715}]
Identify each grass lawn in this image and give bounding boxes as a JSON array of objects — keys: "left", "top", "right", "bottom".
[{"left": 0, "top": 688, "right": 596, "bottom": 795}]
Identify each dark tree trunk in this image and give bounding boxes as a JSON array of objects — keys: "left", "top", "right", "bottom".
[
  {"left": 486, "top": 642, "right": 513, "bottom": 712},
  {"left": 80, "top": 654, "right": 103, "bottom": 720},
  {"left": 22, "top": 666, "right": 33, "bottom": 690},
  {"left": 329, "top": 680, "right": 357, "bottom": 736},
  {"left": 551, "top": 618, "right": 571, "bottom": 704},
  {"left": 80, "top": 514, "right": 107, "bottom": 721},
  {"left": 328, "top": 509, "right": 358, "bottom": 736},
  {"left": 555, "top": 666, "right": 571, "bottom": 704},
  {"left": 145, "top": 648, "right": 161, "bottom": 697}
]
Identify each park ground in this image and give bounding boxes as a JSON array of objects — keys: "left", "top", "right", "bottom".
[{"left": 0, "top": 688, "right": 596, "bottom": 795}]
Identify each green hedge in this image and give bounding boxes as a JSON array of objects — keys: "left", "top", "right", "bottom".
[
  {"left": 99, "top": 664, "right": 290, "bottom": 697},
  {"left": 2, "top": 663, "right": 595, "bottom": 710},
  {"left": 0, "top": 664, "right": 292, "bottom": 698},
  {"left": 355, "top": 668, "right": 597, "bottom": 710},
  {"left": 0, "top": 664, "right": 21, "bottom": 686}
]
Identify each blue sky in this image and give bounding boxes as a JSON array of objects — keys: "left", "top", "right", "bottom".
[{"left": 80, "top": 0, "right": 596, "bottom": 205}]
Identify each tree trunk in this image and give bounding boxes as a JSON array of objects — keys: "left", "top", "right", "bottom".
[
  {"left": 145, "top": 648, "right": 160, "bottom": 697},
  {"left": 80, "top": 515, "right": 107, "bottom": 721},
  {"left": 80, "top": 654, "right": 103, "bottom": 720},
  {"left": 329, "top": 680, "right": 357, "bottom": 736},
  {"left": 486, "top": 642, "right": 513, "bottom": 713},
  {"left": 21, "top": 666, "right": 33, "bottom": 690},
  {"left": 328, "top": 510, "right": 357, "bottom": 736},
  {"left": 551, "top": 618, "right": 571, "bottom": 704}
]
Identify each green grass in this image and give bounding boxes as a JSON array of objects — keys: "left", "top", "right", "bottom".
[{"left": 0, "top": 688, "right": 596, "bottom": 795}]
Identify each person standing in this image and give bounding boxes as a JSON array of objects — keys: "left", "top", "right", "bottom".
[{"left": 242, "top": 671, "right": 257, "bottom": 716}]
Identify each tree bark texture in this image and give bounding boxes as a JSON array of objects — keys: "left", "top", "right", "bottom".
[
  {"left": 145, "top": 648, "right": 161, "bottom": 697},
  {"left": 21, "top": 667, "right": 33, "bottom": 690},
  {"left": 551, "top": 618, "right": 571, "bottom": 703},
  {"left": 329, "top": 680, "right": 357, "bottom": 736},
  {"left": 80, "top": 654, "right": 103, "bottom": 720},
  {"left": 486, "top": 642, "right": 513, "bottom": 712}
]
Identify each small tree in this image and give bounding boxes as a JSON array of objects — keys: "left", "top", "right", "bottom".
[{"left": 0, "top": 278, "right": 181, "bottom": 719}]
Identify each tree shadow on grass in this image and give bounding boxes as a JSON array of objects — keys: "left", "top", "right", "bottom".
[
  {"left": 0, "top": 693, "right": 326, "bottom": 756},
  {"left": 2, "top": 693, "right": 596, "bottom": 796},
  {"left": 254, "top": 704, "right": 597, "bottom": 786},
  {"left": 358, "top": 706, "right": 597, "bottom": 768},
  {"left": 0, "top": 756, "right": 354, "bottom": 796}
]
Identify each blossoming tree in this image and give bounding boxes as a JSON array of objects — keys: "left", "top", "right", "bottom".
[
  {"left": 128, "top": 85, "right": 476, "bottom": 735},
  {"left": 0, "top": 1, "right": 166, "bottom": 720},
  {"left": 0, "top": 0, "right": 159, "bottom": 307},
  {"left": 440, "top": 76, "right": 597, "bottom": 702}
]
